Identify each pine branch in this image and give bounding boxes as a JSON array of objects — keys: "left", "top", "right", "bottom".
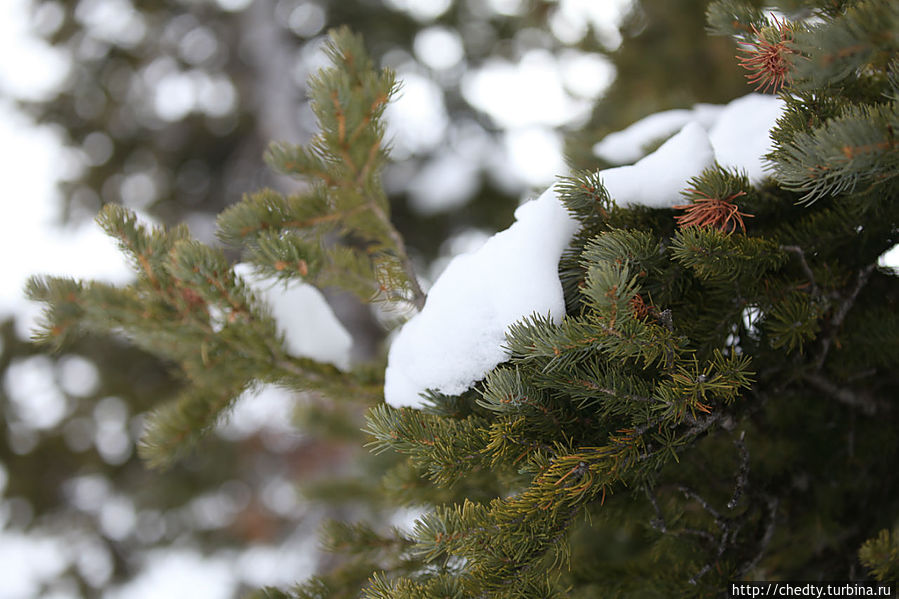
[
  {"left": 218, "top": 28, "right": 425, "bottom": 309},
  {"left": 671, "top": 228, "right": 787, "bottom": 283},
  {"left": 789, "top": 0, "right": 899, "bottom": 91},
  {"left": 772, "top": 101, "right": 899, "bottom": 204},
  {"left": 706, "top": 1, "right": 770, "bottom": 41},
  {"left": 859, "top": 528, "right": 899, "bottom": 581},
  {"left": 29, "top": 205, "right": 376, "bottom": 468}
]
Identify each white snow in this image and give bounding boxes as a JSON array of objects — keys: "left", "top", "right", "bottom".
[
  {"left": 407, "top": 151, "right": 480, "bottom": 215},
  {"left": 593, "top": 93, "right": 785, "bottom": 184},
  {"left": 879, "top": 243, "right": 899, "bottom": 273},
  {"left": 598, "top": 121, "right": 716, "bottom": 209},
  {"left": 593, "top": 104, "right": 724, "bottom": 164},
  {"left": 384, "top": 186, "right": 578, "bottom": 408},
  {"left": 385, "top": 94, "right": 788, "bottom": 409},
  {"left": 216, "top": 384, "right": 300, "bottom": 442},
  {"left": 708, "top": 93, "right": 785, "bottom": 183},
  {"left": 233, "top": 264, "right": 352, "bottom": 371}
]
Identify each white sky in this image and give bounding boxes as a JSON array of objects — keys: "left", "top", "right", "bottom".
[{"left": 0, "top": 0, "right": 132, "bottom": 340}]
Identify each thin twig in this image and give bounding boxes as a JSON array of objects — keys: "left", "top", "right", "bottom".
[
  {"left": 646, "top": 486, "right": 720, "bottom": 544},
  {"left": 683, "top": 412, "right": 724, "bottom": 437},
  {"left": 689, "top": 501, "right": 743, "bottom": 585},
  {"left": 678, "top": 528, "right": 716, "bottom": 543},
  {"left": 678, "top": 485, "right": 722, "bottom": 523},
  {"left": 803, "top": 372, "right": 878, "bottom": 415},
  {"left": 728, "top": 431, "right": 750, "bottom": 509},
  {"left": 815, "top": 263, "right": 875, "bottom": 370},
  {"left": 831, "top": 263, "right": 876, "bottom": 329},
  {"left": 689, "top": 524, "right": 735, "bottom": 585},
  {"left": 645, "top": 486, "right": 667, "bottom": 533},
  {"left": 634, "top": 415, "right": 665, "bottom": 437},
  {"left": 688, "top": 563, "right": 713, "bottom": 585},
  {"left": 736, "top": 495, "right": 779, "bottom": 577},
  {"left": 368, "top": 201, "right": 427, "bottom": 310},
  {"left": 781, "top": 245, "right": 818, "bottom": 295}
]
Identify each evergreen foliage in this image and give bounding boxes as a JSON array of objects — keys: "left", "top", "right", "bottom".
[
  {"left": 24, "top": 0, "right": 899, "bottom": 596},
  {"left": 6, "top": 2, "right": 761, "bottom": 596},
  {"left": 28, "top": 31, "right": 392, "bottom": 471},
  {"left": 217, "top": 29, "right": 425, "bottom": 309}
]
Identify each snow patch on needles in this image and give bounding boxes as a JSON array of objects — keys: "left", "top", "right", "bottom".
[
  {"left": 708, "top": 94, "right": 785, "bottom": 183},
  {"left": 598, "top": 122, "right": 716, "bottom": 209},
  {"left": 385, "top": 94, "right": 786, "bottom": 408},
  {"left": 384, "top": 187, "right": 578, "bottom": 408},
  {"left": 234, "top": 264, "right": 352, "bottom": 371},
  {"left": 593, "top": 93, "right": 785, "bottom": 185},
  {"left": 593, "top": 104, "right": 724, "bottom": 164}
]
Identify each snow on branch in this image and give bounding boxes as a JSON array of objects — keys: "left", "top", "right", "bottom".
[{"left": 385, "top": 94, "right": 785, "bottom": 409}]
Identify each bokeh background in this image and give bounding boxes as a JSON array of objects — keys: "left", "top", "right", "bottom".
[{"left": 1, "top": 0, "right": 896, "bottom": 597}]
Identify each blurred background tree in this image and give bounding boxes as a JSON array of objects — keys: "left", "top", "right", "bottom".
[{"left": 0, "top": 0, "right": 759, "bottom": 596}]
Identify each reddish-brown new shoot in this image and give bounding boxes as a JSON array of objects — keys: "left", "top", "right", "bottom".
[
  {"left": 674, "top": 190, "right": 753, "bottom": 233},
  {"left": 737, "top": 15, "right": 796, "bottom": 93}
]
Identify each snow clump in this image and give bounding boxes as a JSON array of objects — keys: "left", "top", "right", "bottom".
[
  {"left": 593, "top": 103, "right": 725, "bottom": 164},
  {"left": 708, "top": 93, "right": 785, "bottom": 183},
  {"left": 384, "top": 186, "right": 578, "bottom": 408},
  {"left": 385, "top": 93, "right": 786, "bottom": 408},
  {"left": 594, "top": 93, "right": 784, "bottom": 186},
  {"left": 598, "top": 121, "right": 716, "bottom": 209},
  {"left": 233, "top": 264, "right": 352, "bottom": 371}
]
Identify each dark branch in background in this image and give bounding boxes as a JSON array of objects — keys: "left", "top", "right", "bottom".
[
  {"left": 736, "top": 495, "right": 779, "bottom": 578},
  {"left": 677, "top": 482, "right": 732, "bottom": 586},
  {"left": 678, "top": 485, "right": 723, "bottom": 523},
  {"left": 830, "top": 264, "right": 877, "bottom": 332},
  {"left": 781, "top": 245, "right": 819, "bottom": 296},
  {"left": 815, "top": 263, "right": 876, "bottom": 370},
  {"left": 803, "top": 372, "right": 879, "bottom": 415},
  {"left": 727, "top": 431, "right": 750, "bottom": 510},
  {"left": 645, "top": 485, "right": 717, "bottom": 543},
  {"left": 678, "top": 433, "right": 767, "bottom": 587},
  {"left": 645, "top": 486, "right": 668, "bottom": 533}
]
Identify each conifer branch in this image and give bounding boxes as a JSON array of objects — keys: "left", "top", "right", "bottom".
[
  {"left": 368, "top": 199, "right": 426, "bottom": 310},
  {"left": 789, "top": 0, "right": 899, "bottom": 90},
  {"left": 220, "top": 28, "right": 426, "bottom": 309},
  {"left": 772, "top": 101, "right": 899, "bottom": 204},
  {"left": 23, "top": 5, "right": 899, "bottom": 594}
]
